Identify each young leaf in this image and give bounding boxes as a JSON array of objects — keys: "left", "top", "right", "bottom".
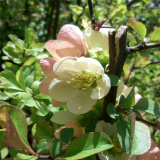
[
  {"left": 119, "top": 88, "right": 135, "bottom": 108},
  {"left": 131, "top": 121, "right": 151, "bottom": 155},
  {"left": 16, "top": 68, "right": 25, "bottom": 90},
  {"left": 108, "top": 75, "right": 120, "bottom": 86},
  {"left": 128, "top": 18, "right": 147, "bottom": 39},
  {"left": 59, "top": 132, "right": 113, "bottom": 159},
  {"left": 0, "top": 71, "right": 22, "bottom": 90},
  {"left": 60, "top": 128, "right": 74, "bottom": 145},
  {"left": 50, "top": 139, "right": 63, "bottom": 158},
  {"left": 150, "top": 27, "right": 160, "bottom": 42},
  {"left": 133, "top": 98, "right": 160, "bottom": 117},
  {"left": 32, "top": 120, "right": 54, "bottom": 142},
  {"left": 117, "top": 117, "right": 130, "bottom": 154}
]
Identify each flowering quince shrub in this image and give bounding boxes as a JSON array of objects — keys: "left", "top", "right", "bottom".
[{"left": 0, "top": 6, "right": 160, "bottom": 160}]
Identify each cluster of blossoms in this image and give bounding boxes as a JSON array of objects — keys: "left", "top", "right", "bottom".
[
  {"left": 39, "top": 23, "right": 160, "bottom": 160},
  {"left": 39, "top": 24, "right": 112, "bottom": 114}
]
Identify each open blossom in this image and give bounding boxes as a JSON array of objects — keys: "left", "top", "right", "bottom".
[
  {"left": 39, "top": 56, "right": 111, "bottom": 114},
  {"left": 45, "top": 24, "right": 87, "bottom": 60}
]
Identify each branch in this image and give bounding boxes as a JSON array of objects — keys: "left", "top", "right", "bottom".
[
  {"left": 102, "top": 26, "right": 128, "bottom": 122},
  {"left": 127, "top": 43, "right": 160, "bottom": 54},
  {"left": 88, "top": 0, "right": 95, "bottom": 29}
]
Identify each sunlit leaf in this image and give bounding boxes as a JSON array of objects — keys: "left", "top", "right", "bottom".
[
  {"left": 131, "top": 121, "right": 151, "bottom": 155},
  {"left": 59, "top": 132, "right": 113, "bottom": 159},
  {"left": 150, "top": 27, "right": 160, "bottom": 42},
  {"left": 129, "top": 18, "right": 146, "bottom": 39},
  {"left": 133, "top": 98, "right": 160, "bottom": 117},
  {"left": 14, "top": 153, "right": 38, "bottom": 160}
]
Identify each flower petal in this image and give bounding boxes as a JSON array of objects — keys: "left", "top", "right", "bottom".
[
  {"left": 39, "top": 77, "right": 54, "bottom": 95},
  {"left": 40, "top": 57, "right": 56, "bottom": 77},
  {"left": 53, "top": 57, "right": 80, "bottom": 80},
  {"left": 45, "top": 40, "right": 82, "bottom": 60},
  {"left": 91, "top": 74, "right": 111, "bottom": 99},
  {"left": 49, "top": 79, "right": 75, "bottom": 102},
  {"left": 58, "top": 24, "right": 86, "bottom": 56},
  {"left": 52, "top": 99, "right": 65, "bottom": 107},
  {"left": 67, "top": 89, "right": 97, "bottom": 114}
]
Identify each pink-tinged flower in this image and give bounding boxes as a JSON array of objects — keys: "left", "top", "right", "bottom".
[
  {"left": 39, "top": 56, "right": 111, "bottom": 114},
  {"left": 45, "top": 24, "right": 87, "bottom": 60}
]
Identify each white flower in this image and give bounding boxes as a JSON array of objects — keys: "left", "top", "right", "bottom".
[
  {"left": 84, "top": 27, "right": 115, "bottom": 66},
  {"left": 47, "top": 57, "right": 111, "bottom": 114}
]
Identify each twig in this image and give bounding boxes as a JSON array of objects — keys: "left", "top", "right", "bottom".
[
  {"left": 136, "top": 116, "right": 160, "bottom": 130},
  {"left": 88, "top": 0, "right": 95, "bottom": 29},
  {"left": 127, "top": 43, "right": 160, "bottom": 54}
]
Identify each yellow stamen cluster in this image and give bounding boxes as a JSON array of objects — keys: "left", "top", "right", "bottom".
[{"left": 73, "top": 73, "right": 96, "bottom": 91}]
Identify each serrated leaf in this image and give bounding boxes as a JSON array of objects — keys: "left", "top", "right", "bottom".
[
  {"left": 32, "top": 120, "right": 54, "bottom": 142},
  {"left": 133, "top": 98, "right": 160, "bottom": 117},
  {"left": 60, "top": 128, "right": 74, "bottom": 145},
  {"left": 59, "top": 132, "right": 113, "bottom": 159},
  {"left": 119, "top": 88, "right": 135, "bottom": 108},
  {"left": 0, "top": 71, "right": 22, "bottom": 90},
  {"left": 0, "top": 105, "right": 36, "bottom": 155},
  {"left": 150, "top": 27, "right": 160, "bottom": 42},
  {"left": 129, "top": 18, "right": 146, "bottom": 39},
  {"left": 107, "top": 103, "right": 119, "bottom": 119},
  {"left": 131, "top": 121, "right": 151, "bottom": 155},
  {"left": 108, "top": 75, "right": 120, "bottom": 86},
  {"left": 14, "top": 153, "right": 38, "bottom": 160},
  {"left": 50, "top": 139, "right": 63, "bottom": 158},
  {"left": 117, "top": 117, "right": 130, "bottom": 154}
]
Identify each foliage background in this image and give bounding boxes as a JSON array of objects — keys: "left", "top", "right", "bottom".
[{"left": 1, "top": 0, "right": 160, "bottom": 104}]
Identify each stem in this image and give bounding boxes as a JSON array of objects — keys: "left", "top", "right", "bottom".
[
  {"left": 88, "top": 0, "right": 95, "bottom": 29},
  {"left": 127, "top": 43, "right": 160, "bottom": 54}
]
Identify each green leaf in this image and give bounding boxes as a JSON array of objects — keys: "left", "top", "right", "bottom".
[
  {"left": 127, "top": 32, "right": 136, "bottom": 42},
  {"left": 14, "top": 153, "right": 37, "bottom": 160},
  {"left": 129, "top": 18, "right": 147, "bottom": 39},
  {"left": 0, "top": 105, "right": 36, "bottom": 155},
  {"left": 37, "top": 139, "right": 50, "bottom": 154},
  {"left": 107, "top": 103, "right": 119, "bottom": 119},
  {"left": 0, "top": 129, "right": 6, "bottom": 150},
  {"left": 60, "top": 128, "right": 74, "bottom": 145},
  {"left": 0, "top": 147, "right": 9, "bottom": 159},
  {"left": 108, "top": 75, "right": 120, "bottom": 86},
  {"left": 82, "top": 155, "right": 97, "bottom": 160},
  {"left": 8, "top": 35, "right": 24, "bottom": 50},
  {"left": 31, "top": 81, "right": 41, "bottom": 96},
  {"left": 32, "top": 120, "right": 54, "bottom": 142},
  {"left": 120, "top": 88, "right": 135, "bottom": 108},
  {"left": 0, "top": 71, "right": 22, "bottom": 90},
  {"left": 150, "top": 27, "right": 160, "bottom": 42},
  {"left": 35, "top": 100, "right": 49, "bottom": 116},
  {"left": 59, "top": 132, "right": 113, "bottom": 159},
  {"left": 117, "top": 117, "right": 130, "bottom": 154},
  {"left": 50, "top": 139, "right": 63, "bottom": 158},
  {"left": 25, "top": 28, "right": 35, "bottom": 48},
  {"left": 24, "top": 75, "right": 34, "bottom": 88},
  {"left": 131, "top": 121, "right": 151, "bottom": 155},
  {"left": 133, "top": 98, "right": 160, "bottom": 117},
  {"left": 34, "top": 60, "right": 41, "bottom": 81},
  {"left": 16, "top": 68, "right": 25, "bottom": 90}
]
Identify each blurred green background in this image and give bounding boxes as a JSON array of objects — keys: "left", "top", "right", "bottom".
[{"left": 0, "top": 0, "right": 160, "bottom": 104}]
